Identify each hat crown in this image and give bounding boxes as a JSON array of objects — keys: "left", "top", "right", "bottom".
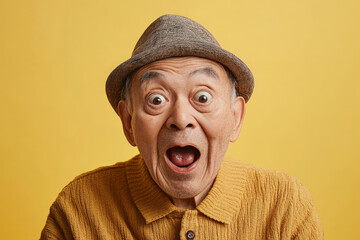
[
  {"left": 106, "top": 14, "right": 254, "bottom": 114},
  {"left": 132, "top": 15, "right": 220, "bottom": 56}
]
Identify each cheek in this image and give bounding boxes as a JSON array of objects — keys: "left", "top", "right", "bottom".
[
  {"left": 202, "top": 108, "right": 235, "bottom": 141},
  {"left": 131, "top": 112, "right": 164, "bottom": 148}
]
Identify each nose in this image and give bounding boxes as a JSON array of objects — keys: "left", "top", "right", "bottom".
[{"left": 166, "top": 99, "right": 195, "bottom": 130}]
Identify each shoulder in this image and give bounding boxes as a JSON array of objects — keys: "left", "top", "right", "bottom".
[
  {"left": 62, "top": 161, "right": 126, "bottom": 194},
  {"left": 223, "top": 158, "right": 316, "bottom": 210},
  {"left": 41, "top": 156, "right": 143, "bottom": 239},
  {"left": 258, "top": 165, "right": 301, "bottom": 189},
  {"left": 54, "top": 156, "right": 142, "bottom": 206},
  {"left": 226, "top": 159, "right": 323, "bottom": 238},
  {"left": 72, "top": 160, "right": 126, "bottom": 184}
]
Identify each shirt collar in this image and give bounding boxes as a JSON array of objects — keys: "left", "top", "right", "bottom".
[
  {"left": 125, "top": 155, "right": 177, "bottom": 224},
  {"left": 125, "top": 155, "right": 247, "bottom": 224},
  {"left": 196, "top": 157, "right": 247, "bottom": 224}
]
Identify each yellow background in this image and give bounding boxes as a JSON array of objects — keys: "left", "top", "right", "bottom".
[{"left": 1, "top": 0, "right": 359, "bottom": 239}]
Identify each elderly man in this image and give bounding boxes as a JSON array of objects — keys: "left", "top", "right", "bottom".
[{"left": 41, "top": 15, "right": 323, "bottom": 239}]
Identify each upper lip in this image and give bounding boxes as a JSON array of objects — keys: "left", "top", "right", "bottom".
[{"left": 164, "top": 142, "right": 200, "bottom": 152}]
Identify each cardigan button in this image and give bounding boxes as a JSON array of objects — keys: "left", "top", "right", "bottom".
[{"left": 186, "top": 230, "right": 195, "bottom": 239}]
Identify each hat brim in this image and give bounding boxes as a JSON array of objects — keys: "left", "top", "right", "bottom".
[{"left": 106, "top": 40, "right": 254, "bottom": 114}]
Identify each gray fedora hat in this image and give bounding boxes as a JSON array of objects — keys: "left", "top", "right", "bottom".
[{"left": 106, "top": 14, "right": 254, "bottom": 114}]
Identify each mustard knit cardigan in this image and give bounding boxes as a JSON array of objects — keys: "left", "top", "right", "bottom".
[{"left": 40, "top": 155, "right": 323, "bottom": 239}]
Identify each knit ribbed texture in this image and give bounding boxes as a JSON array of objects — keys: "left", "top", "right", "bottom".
[{"left": 40, "top": 155, "right": 323, "bottom": 239}]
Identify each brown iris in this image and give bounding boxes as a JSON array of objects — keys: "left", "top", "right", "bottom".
[
  {"left": 152, "top": 96, "right": 163, "bottom": 105},
  {"left": 198, "top": 95, "right": 208, "bottom": 103}
]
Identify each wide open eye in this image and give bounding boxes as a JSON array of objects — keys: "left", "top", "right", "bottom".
[
  {"left": 194, "top": 91, "right": 212, "bottom": 103},
  {"left": 148, "top": 93, "right": 166, "bottom": 105}
]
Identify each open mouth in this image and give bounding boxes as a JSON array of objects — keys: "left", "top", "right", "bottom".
[{"left": 166, "top": 146, "right": 200, "bottom": 168}]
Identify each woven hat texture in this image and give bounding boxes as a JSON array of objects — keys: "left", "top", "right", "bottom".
[{"left": 106, "top": 14, "right": 254, "bottom": 113}]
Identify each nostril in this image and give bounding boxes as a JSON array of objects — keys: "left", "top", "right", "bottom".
[
  {"left": 170, "top": 124, "right": 179, "bottom": 129},
  {"left": 170, "top": 123, "right": 193, "bottom": 130}
]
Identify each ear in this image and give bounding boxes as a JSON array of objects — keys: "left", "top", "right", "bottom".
[
  {"left": 230, "top": 96, "right": 246, "bottom": 142},
  {"left": 117, "top": 100, "right": 136, "bottom": 146}
]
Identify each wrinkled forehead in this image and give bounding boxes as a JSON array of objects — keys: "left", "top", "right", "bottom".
[{"left": 131, "top": 56, "right": 229, "bottom": 86}]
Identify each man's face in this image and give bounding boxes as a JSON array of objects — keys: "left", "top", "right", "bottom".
[{"left": 118, "top": 57, "right": 245, "bottom": 206}]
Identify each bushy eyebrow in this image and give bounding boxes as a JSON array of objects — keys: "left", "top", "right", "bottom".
[
  {"left": 139, "top": 67, "right": 219, "bottom": 85},
  {"left": 139, "top": 71, "right": 164, "bottom": 84},
  {"left": 189, "top": 67, "right": 219, "bottom": 80}
]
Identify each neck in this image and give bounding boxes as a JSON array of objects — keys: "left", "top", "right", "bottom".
[
  {"left": 170, "top": 182, "right": 213, "bottom": 209},
  {"left": 172, "top": 197, "right": 197, "bottom": 209}
]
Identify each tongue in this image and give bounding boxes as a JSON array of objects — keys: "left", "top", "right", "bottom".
[{"left": 168, "top": 146, "right": 197, "bottom": 167}]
